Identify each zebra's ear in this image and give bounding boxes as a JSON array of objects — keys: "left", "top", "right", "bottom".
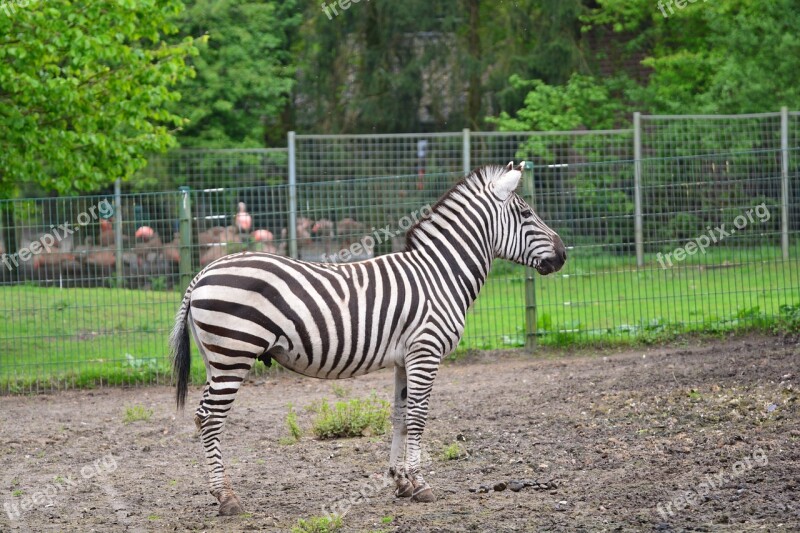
[{"left": 492, "top": 165, "right": 522, "bottom": 200}]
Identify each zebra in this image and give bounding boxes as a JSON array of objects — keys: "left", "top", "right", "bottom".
[{"left": 170, "top": 161, "right": 566, "bottom": 515}]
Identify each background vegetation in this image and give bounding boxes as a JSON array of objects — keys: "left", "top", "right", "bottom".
[{"left": 2, "top": 0, "right": 799, "bottom": 196}]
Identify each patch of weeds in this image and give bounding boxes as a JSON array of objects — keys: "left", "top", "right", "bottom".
[
  {"left": 125, "top": 353, "right": 161, "bottom": 374},
  {"left": 148, "top": 514, "right": 160, "bottom": 521},
  {"left": 381, "top": 515, "right": 393, "bottom": 524},
  {"left": 51, "top": 299, "right": 71, "bottom": 311},
  {"left": 149, "top": 276, "right": 167, "bottom": 291},
  {"left": 311, "top": 394, "right": 390, "bottom": 439},
  {"left": 168, "top": 479, "right": 177, "bottom": 487},
  {"left": 778, "top": 302, "right": 800, "bottom": 331},
  {"left": 280, "top": 402, "right": 303, "bottom": 445},
  {"left": 688, "top": 389, "right": 702, "bottom": 401},
  {"left": 441, "top": 442, "right": 463, "bottom": 461},
  {"left": 291, "top": 514, "right": 343, "bottom": 533},
  {"left": 123, "top": 405, "right": 153, "bottom": 424},
  {"left": 331, "top": 383, "right": 350, "bottom": 398},
  {"left": 12, "top": 489, "right": 23, "bottom": 497}
]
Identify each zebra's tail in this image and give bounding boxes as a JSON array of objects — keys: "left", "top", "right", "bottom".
[{"left": 170, "top": 288, "right": 192, "bottom": 410}]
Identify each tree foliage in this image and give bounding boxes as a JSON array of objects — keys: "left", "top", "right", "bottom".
[
  {"left": 0, "top": 0, "right": 198, "bottom": 196},
  {"left": 489, "top": 74, "right": 623, "bottom": 131},
  {"left": 172, "top": 0, "right": 300, "bottom": 147},
  {"left": 3, "top": 0, "right": 800, "bottom": 196},
  {"left": 583, "top": 0, "right": 800, "bottom": 115}
]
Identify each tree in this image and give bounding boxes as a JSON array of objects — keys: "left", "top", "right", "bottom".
[
  {"left": 172, "top": 0, "right": 301, "bottom": 147},
  {"left": 489, "top": 74, "right": 623, "bottom": 132},
  {"left": 583, "top": 0, "right": 800, "bottom": 114},
  {"left": 0, "top": 0, "right": 199, "bottom": 197},
  {"left": 294, "top": 0, "right": 590, "bottom": 133}
]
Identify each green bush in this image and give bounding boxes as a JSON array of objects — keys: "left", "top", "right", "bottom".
[{"left": 311, "top": 395, "right": 390, "bottom": 439}]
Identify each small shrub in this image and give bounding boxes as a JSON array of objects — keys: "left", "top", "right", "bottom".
[
  {"left": 149, "top": 276, "right": 167, "bottom": 291},
  {"left": 311, "top": 395, "right": 390, "bottom": 439},
  {"left": 123, "top": 405, "right": 153, "bottom": 424},
  {"left": 291, "top": 514, "right": 343, "bottom": 533},
  {"left": 441, "top": 443, "right": 463, "bottom": 461},
  {"left": 281, "top": 403, "right": 303, "bottom": 444}
]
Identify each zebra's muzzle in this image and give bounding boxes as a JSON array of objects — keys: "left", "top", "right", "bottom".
[{"left": 535, "top": 236, "right": 566, "bottom": 275}]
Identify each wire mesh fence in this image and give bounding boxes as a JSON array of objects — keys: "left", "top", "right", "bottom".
[{"left": 1, "top": 113, "right": 798, "bottom": 393}]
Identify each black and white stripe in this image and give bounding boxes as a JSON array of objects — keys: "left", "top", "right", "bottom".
[{"left": 171, "top": 162, "right": 566, "bottom": 514}]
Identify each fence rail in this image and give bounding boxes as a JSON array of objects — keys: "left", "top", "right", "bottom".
[{"left": 1, "top": 111, "right": 799, "bottom": 393}]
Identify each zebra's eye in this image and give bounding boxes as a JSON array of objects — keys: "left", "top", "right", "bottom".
[{"left": 520, "top": 209, "right": 532, "bottom": 218}]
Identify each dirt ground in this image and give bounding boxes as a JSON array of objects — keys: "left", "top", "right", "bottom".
[{"left": 1, "top": 334, "right": 799, "bottom": 533}]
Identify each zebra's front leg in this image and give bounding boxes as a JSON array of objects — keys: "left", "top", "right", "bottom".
[
  {"left": 389, "top": 365, "right": 413, "bottom": 497},
  {"left": 404, "top": 357, "right": 440, "bottom": 503}
]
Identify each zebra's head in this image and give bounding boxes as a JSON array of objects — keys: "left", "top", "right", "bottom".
[{"left": 489, "top": 162, "right": 566, "bottom": 275}]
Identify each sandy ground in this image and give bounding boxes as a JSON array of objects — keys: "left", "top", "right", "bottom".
[{"left": 1, "top": 334, "right": 799, "bottom": 532}]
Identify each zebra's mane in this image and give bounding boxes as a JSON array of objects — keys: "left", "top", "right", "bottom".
[{"left": 405, "top": 165, "right": 506, "bottom": 251}]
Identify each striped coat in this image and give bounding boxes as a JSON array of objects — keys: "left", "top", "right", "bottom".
[{"left": 171, "top": 162, "right": 566, "bottom": 515}]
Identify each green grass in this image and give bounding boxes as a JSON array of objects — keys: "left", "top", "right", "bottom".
[
  {"left": 123, "top": 405, "right": 153, "bottom": 424},
  {"left": 310, "top": 395, "right": 391, "bottom": 439},
  {"left": 441, "top": 442, "right": 463, "bottom": 461},
  {"left": 0, "top": 284, "right": 277, "bottom": 392},
  {"left": 0, "top": 245, "right": 798, "bottom": 391},
  {"left": 291, "top": 515, "right": 343, "bottom": 533},
  {"left": 461, "top": 245, "right": 800, "bottom": 350}
]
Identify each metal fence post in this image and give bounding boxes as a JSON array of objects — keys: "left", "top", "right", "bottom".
[
  {"left": 114, "top": 179, "right": 123, "bottom": 287},
  {"left": 462, "top": 128, "right": 471, "bottom": 176},
  {"left": 288, "top": 131, "right": 298, "bottom": 259},
  {"left": 781, "top": 107, "right": 790, "bottom": 260},
  {"left": 523, "top": 165, "right": 537, "bottom": 351},
  {"left": 633, "top": 112, "right": 644, "bottom": 267},
  {"left": 178, "top": 186, "right": 193, "bottom": 289}
]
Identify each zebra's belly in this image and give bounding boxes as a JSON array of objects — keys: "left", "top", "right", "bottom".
[{"left": 267, "top": 344, "right": 398, "bottom": 379}]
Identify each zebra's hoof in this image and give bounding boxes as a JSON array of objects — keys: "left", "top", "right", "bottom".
[
  {"left": 411, "top": 486, "right": 435, "bottom": 503},
  {"left": 218, "top": 492, "right": 244, "bottom": 516},
  {"left": 395, "top": 479, "right": 414, "bottom": 498}
]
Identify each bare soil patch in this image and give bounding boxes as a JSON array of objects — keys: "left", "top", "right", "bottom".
[{"left": 1, "top": 334, "right": 799, "bottom": 532}]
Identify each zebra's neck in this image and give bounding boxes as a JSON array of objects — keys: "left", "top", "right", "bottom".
[
  {"left": 405, "top": 183, "right": 496, "bottom": 314},
  {"left": 410, "top": 236, "right": 493, "bottom": 314}
]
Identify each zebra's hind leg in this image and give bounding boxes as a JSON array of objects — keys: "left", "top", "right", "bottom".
[
  {"left": 194, "top": 344, "right": 254, "bottom": 516},
  {"left": 403, "top": 355, "right": 440, "bottom": 503},
  {"left": 389, "top": 366, "right": 413, "bottom": 498}
]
